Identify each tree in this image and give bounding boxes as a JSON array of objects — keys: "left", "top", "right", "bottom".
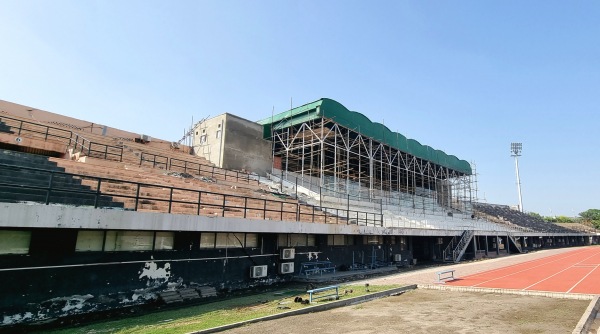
[
  {"left": 528, "top": 212, "right": 543, "bottom": 220},
  {"left": 555, "top": 215, "right": 575, "bottom": 224},
  {"left": 580, "top": 209, "right": 600, "bottom": 221},
  {"left": 579, "top": 209, "right": 600, "bottom": 230}
]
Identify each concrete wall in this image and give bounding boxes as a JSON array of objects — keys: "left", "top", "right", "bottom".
[
  {"left": 193, "top": 113, "right": 272, "bottom": 175},
  {"left": 0, "top": 203, "right": 466, "bottom": 237},
  {"left": 222, "top": 114, "right": 272, "bottom": 175},
  {"left": 193, "top": 114, "right": 226, "bottom": 167}
]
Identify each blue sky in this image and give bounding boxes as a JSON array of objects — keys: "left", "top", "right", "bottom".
[{"left": 1, "top": 1, "right": 598, "bottom": 216}]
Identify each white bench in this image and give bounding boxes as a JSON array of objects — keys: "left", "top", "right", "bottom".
[
  {"left": 436, "top": 269, "right": 456, "bottom": 283},
  {"left": 307, "top": 285, "right": 339, "bottom": 303}
]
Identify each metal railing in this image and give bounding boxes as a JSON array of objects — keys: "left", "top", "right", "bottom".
[
  {"left": 507, "top": 232, "right": 523, "bottom": 253},
  {"left": 452, "top": 230, "right": 474, "bottom": 262},
  {"left": 139, "top": 151, "right": 169, "bottom": 169},
  {"left": 272, "top": 169, "right": 474, "bottom": 220},
  {"left": 0, "top": 115, "right": 124, "bottom": 162},
  {"left": 0, "top": 115, "right": 72, "bottom": 144},
  {"left": 0, "top": 162, "right": 383, "bottom": 226},
  {"left": 71, "top": 133, "right": 123, "bottom": 162},
  {"left": 441, "top": 230, "right": 474, "bottom": 263},
  {"left": 442, "top": 235, "right": 460, "bottom": 262},
  {"left": 139, "top": 151, "right": 259, "bottom": 185}
]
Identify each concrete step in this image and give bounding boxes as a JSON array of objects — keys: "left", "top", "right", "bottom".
[{"left": 0, "top": 188, "right": 124, "bottom": 208}]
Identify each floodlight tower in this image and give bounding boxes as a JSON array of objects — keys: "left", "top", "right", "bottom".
[{"left": 511, "top": 143, "right": 523, "bottom": 212}]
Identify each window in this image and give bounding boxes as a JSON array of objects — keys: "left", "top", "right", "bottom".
[
  {"left": 290, "top": 234, "right": 307, "bottom": 247},
  {"left": 307, "top": 234, "right": 316, "bottom": 246},
  {"left": 200, "top": 135, "right": 207, "bottom": 143},
  {"left": 278, "top": 234, "right": 288, "bottom": 247},
  {"left": 216, "top": 130, "right": 222, "bottom": 139},
  {"left": 195, "top": 131, "right": 198, "bottom": 135},
  {"left": 327, "top": 234, "right": 346, "bottom": 246},
  {"left": 75, "top": 230, "right": 104, "bottom": 252},
  {"left": 201, "top": 233, "right": 257, "bottom": 248},
  {"left": 75, "top": 230, "right": 173, "bottom": 252},
  {"left": 279, "top": 234, "right": 314, "bottom": 247},
  {"left": 104, "top": 231, "right": 154, "bottom": 251},
  {"left": 200, "top": 233, "right": 216, "bottom": 248},
  {"left": 400, "top": 236, "right": 407, "bottom": 250},
  {"left": 245, "top": 233, "right": 258, "bottom": 248},
  {"left": 154, "top": 232, "right": 174, "bottom": 250},
  {"left": 0, "top": 230, "right": 31, "bottom": 254},
  {"left": 364, "top": 235, "right": 383, "bottom": 245}
]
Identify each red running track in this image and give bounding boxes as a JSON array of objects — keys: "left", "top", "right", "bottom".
[{"left": 447, "top": 247, "right": 600, "bottom": 294}]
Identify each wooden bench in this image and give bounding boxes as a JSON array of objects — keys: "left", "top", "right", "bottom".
[
  {"left": 436, "top": 269, "right": 456, "bottom": 283},
  {"left": 307, "top": 285, "right": 339, "bottom": 303}
]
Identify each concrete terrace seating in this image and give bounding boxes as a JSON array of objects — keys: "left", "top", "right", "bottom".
[
  {"left": 0, "top": 113, "right": 347, "bottom": 224},
  {"left": 0, "top": 114, "right": 72, "bottom": 147},
  {"left": 1, "top": 112, "right": 216, "bottom": 172},
  {"left": 473, "top": 203, "right": 577, "bottom": 233},
  {"left": 49, "top": 156, "right": 345, "bottom": 224},
  {"left": 264, "top": 174, "right": 521, "bottom": 231},
  {"left": 555, "top": 223, "right": 599, "bottom": 234},
  {"left": 0, "top": 150, "right": 124, "bottom": 209},
  {"left": 2, "top": 112, "right": 255, "bottom": 188},
  {"left": 66, "top": 127, "right": 254, "bottom": 186}
]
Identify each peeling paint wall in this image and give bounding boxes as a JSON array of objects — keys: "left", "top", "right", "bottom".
[{"left": 0, "top": 237, "right": 409, "bottom": 326}]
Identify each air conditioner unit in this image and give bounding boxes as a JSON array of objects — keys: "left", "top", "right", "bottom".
[
  {"left": 394, "top": 254, "right": 402, "bottom": 262},
  {"left": 281, "top": 248, "right": 295, "bottom": 260},
  {"left": 139, "top": 134, "right": 151, "bottom": 143},
  {"left": 280, "top": 262, "right": 294, "bottom": 274},
  {"left": 250, "top": 265, "right": 268, "bottom": 278}
]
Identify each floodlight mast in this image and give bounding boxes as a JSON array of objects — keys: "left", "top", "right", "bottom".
[{"left": 511, "top": 143, "right": 523, "bottom": 212}]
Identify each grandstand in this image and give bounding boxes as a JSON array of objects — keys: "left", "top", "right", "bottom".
[{"left": 0, "top": 98, "right": 597, "bottom": 327}]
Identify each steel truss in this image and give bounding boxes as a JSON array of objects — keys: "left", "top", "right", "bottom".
[{"left": 271, "top": 117, "right": 474, "bottom": 214}]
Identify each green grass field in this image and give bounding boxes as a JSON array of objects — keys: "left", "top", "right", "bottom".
[{"left": 45, "top": 284, "right": 400, "bottom": 334}]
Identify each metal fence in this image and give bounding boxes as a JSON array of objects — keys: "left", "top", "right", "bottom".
[
  {"left": 0, "top": 162, "right": 383, "bottom": 226},
  {"left": 140, "top": 151, "right": 259, "bottom": 185}
]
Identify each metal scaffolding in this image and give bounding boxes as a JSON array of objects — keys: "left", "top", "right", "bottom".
[{"left": 270, "top": 116, "right": 474, "bottom": 215}]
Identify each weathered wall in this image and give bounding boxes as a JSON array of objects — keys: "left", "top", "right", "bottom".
[
  {"left": 222, "top": 114, "right": 272, "bottom": 175},
  {"left": 192, "top": 114, "right": 226, "bottom": 167},
  {"left": 192, "top": 113, "right": 272, "bottom": 175},
  {"left": 0, "top": 203, "right": 467, "bottom": 237}
]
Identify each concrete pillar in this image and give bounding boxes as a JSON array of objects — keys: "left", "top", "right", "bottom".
[
  {"left": 484, "top": 235, "right": 489, "bottom": 256},
  {"left": 496, "top": 235, "right": 500, "bottom": 255}
]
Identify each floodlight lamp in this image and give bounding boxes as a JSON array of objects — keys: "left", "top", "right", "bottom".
[{"left": 510, "top": 142, "right": 522, "bottom": 156}]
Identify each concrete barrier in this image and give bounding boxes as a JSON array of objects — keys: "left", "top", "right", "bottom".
[{"left": 573, "top": 296, "right": 600, "bottom": 334}]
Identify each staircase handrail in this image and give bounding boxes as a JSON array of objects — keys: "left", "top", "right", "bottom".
[
  {"left": 507, "top": 232, "right": 523, "bottom": 253},
  {"left": 70, "top": 132, "right": 124, "bottom": 162}
]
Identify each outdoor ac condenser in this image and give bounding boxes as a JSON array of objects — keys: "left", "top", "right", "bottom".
[
  {"left": 280, "top": 262, "right": 294, "bottom": 274},
  {"left": 250, "top": 265, "right": 268, "bottom": 278}
]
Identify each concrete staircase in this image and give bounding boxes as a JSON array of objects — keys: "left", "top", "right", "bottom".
[{"left": 0, "top": 150, "right": 124, "bottom": 208}]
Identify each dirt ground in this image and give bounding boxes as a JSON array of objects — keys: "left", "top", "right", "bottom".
[{"left": 223, "top": 288, "right": 589, "bottom": 334}]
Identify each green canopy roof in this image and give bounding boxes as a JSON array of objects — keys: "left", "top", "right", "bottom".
[{"left": 257, "top": 98, "right": 471, "bottom": 175}]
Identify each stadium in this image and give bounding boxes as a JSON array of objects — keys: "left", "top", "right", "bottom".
[{"left": 0, "top": 98, "right": 598, "bottom": 330}]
